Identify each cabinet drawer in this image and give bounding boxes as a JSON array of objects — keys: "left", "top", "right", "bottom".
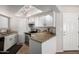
[{"left": 4, "top": 34, "right": 17, "bottom": 51}]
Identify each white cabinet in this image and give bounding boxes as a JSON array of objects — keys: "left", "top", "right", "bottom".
[
  {"left": 29, "top": 11, "right": 55, "bottom": 27},
  {"left": 37, "top": 16, "right": 45, "bottom": 27},
  {"left": 42, "top": 36, "right": 56, "bottom": 54},
  {"left": 4, "top": 34, "right": 17, "bottom": 51},
  {"left": 45, "top": 15, "right": 53, "bottom": 27},
  {"left": 29, "top": 39, "right": 41, "bottom": 54},
  {"left": 29, "top": 36, "right": 56, "bottom": 54},
  {"left": 28, "top": 17, "right": 35, "bottom": 24},
  {"left": 34, "top": 15, "right": 54, "bottom": 27}
]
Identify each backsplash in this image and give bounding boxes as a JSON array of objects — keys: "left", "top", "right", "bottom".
[{"left": 36, "top": 27, "right": 56, "bottom": 34}]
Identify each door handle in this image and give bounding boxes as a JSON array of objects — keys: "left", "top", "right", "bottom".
[
  {"left": 9, "top": 38, "right": 12, "bottom": 41},
  {"left": 64, "top": 34, "right": 66, "bottom": 35},
  {"left": 64, "top": 32, "right": 66, "bottom": 35}
]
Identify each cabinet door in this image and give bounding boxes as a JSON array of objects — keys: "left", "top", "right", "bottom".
[
  {"left": 35, "top": 16, "right": 45, "bottom": 27},
  {"left": 42, "top": 37, "right": 56, "bottom": 54},
  {"left": 11, "top": 34, "right": 17, "bottom": 44},
  {"left": 29, "top": 39, "right": 41, "bottom": 54},
  {"left": 45, "top": 15, "right": 53, "bottom": 27},
  {"left": 4, "top": 36, "right": 13, "bottom": 51},
  {"left": 4, "top": 34, "right": 17, "bottom": 51}
]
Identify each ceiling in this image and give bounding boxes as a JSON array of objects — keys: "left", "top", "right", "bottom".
[
  {"left": 5, "top": 5, "right": 23, "bottom": 14},
  {"left": 33, "top": 5, "right": 59, "bottom": 12},
  {"left": 0, "top": 5, "right": 68, "bottom": 17},
  {"left": 16, "top": 5, "right": 60, "bottom": 17},
  {"left": 0, "top": 5, "right": 79, "bottom": 17},
  {"left": 0, "top": 5, "right": 23, "bottom": 17},
  {"left": 16, "top": 5, "right": 42, "bottom": 17},
  {"left": 0, "top": 5, "right": 60, "bottom": 17},
  {"left": 57, "top": 5, "right": 79, "bottom": 12}
]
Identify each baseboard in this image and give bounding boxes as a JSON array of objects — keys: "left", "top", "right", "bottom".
[
  {"left": 64, "top": 50, "right": 79, "bottom": 52},
  {"left": 56, "top": 50, "right": 64, "bottom": 54},
  {"left": 56, "top": 50, "right": 63, "bottom": 52}
]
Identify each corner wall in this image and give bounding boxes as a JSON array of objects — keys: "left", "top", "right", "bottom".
[
  {"left": 56, "top": 12, "right": 63, "bottom": 52},
  {"left": 10, "top": 16, "right": 30, "bottom": 44}
]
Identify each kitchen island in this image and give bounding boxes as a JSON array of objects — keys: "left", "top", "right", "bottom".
[{"left": 29, "top": 32, "right": 56, "bottom": 54}]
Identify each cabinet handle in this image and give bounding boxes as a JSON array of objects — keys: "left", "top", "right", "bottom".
[{"left": 10, "top": 38, "right": 12, "bottom": 41}]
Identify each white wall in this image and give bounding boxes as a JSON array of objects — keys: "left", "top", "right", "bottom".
[
  {"left": 56, "top": 12, "right": 63, "bottom": 52},
  {"left": 0, "top": 15, "right": 8, "bottom": 29},
  {"left": 10, "top": 16, "right": 30, "bottom": 44}
]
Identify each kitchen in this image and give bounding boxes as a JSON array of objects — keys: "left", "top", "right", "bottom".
[
  {"left": 27, "top": 10, "right": 56, "bottom": 54},
  {"left": 0, "top": 5, "right": 58, "bottom": 54},
  {"left": 1, "top": 5, "right": 79, "bottom": 54},
  {"left": 0, "top": 0, "right": 78, "bottom": 59}
]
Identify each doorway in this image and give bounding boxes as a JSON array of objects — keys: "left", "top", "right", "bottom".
[{"left": 63, "top": 13, "right": 78, "bottom": 50}]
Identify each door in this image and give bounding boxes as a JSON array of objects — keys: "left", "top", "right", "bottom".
[
  {"left": 78, "top": 17, "right": 79, "bottom": 49},
  {"left": 63, "top": 13, "right": 78, "bottom": 50}
]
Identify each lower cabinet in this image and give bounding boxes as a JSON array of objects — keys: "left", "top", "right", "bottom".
[
  {"left": 4, "top": 34, "right": 17, "bottom": 51},
  {"left": 29, "top": 36, "right": 56, "bottom": 54},
  {"left": 29, "top": 39, "right": 41, "bottom": 54},
  {"left": 42, "top": 37, "right": 56, "bottom": 54}
]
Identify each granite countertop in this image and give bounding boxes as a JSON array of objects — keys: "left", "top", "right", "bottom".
[
  {"left": 31, "top": 32, "right": 56, "bottom": 43},
  {"left": 0, "top": 31, "right": 17, "bottom": 38}
]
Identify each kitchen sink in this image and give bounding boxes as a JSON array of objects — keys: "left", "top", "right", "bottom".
[{"left": 29, "top": 31, "right": 37, "bottom": 33}]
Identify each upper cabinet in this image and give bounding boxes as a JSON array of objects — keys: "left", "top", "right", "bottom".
[
  {"left": 35, "top": 16, "right": 45, "bottom": 27},
  {"left": 45, "top": 15, "right": 53, "bottom": 27},
  {"left": 28, "top": 11, "right": 56, "bottom": 27},
  {"left": 28, "top": 17, "right": 35, "bottom": 24}
]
